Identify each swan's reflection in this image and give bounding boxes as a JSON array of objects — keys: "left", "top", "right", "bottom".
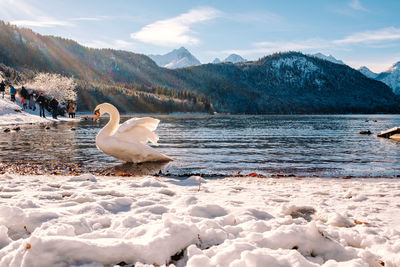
[{"left": 98, "top": 161, "right": 169, "bottom": 176}]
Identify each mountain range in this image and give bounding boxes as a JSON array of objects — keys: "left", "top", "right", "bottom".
[
  {"left": 212, "top": 54, "right": 246, "bottom": 64},
  {"left": 148, "top": 47, "right": 247, "bottom": 69},
  {"left": 310, "top": 53, "right": 400, "bottom": 96},
  {"left": 0, "top": 20, "right": 399, "bottom": 114},
  {"left": 358, "top": 64, "right": 400, "bottom": 95}
]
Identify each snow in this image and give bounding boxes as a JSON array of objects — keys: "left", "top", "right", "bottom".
[
  {"left": 0, "top": 174, "right": 399, "bottom": 266},
  {"left": 312, "top": 53, "right": 345, "bottom": 65},
  {"left": 0, "top": 97, "right": 79, "bottom": 126},
  {"left": 360, "top": 61, "right": 400, "bottom": 95},
  {"left": 379, "top": 62, "right": 400, "bottom": 95},
  {"left": 272, "top": 56, "right": 319, "bottom": 73},
  {"left": 223, "top": 54, "right": 246, "bottom": 64},
  {"left": 358, "top": 66, "right": 378, "bottom": 79},
  {"left": 149, "top": 47, "right": 201, "bottom": 69}
]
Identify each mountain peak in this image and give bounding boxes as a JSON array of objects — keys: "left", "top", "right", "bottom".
[
  {"left": 312, "top": 53, "right": 344, "bottom": 65},
  {"left": 388, "top": 61, "right": 400, "bottom": 72},
  {"left": 178, "top": 46, "right": 188, "bottom": 51},
  {"left": 149, "top": 47, "right": 201, "bottom": 69},
  {"left": 358, "top": 66, "right": 378, "bottom": 79},
  {"left": 212, "top": 58, "right": 221, "bottom": 64},
  {"left": 223, "top": 54, "right": 246, "bottom": 63}
]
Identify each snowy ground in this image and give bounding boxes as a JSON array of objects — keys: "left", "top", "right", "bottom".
[
  {"left": 0, "top": 174, "right": 399, "bottom": 266},
  {"left": 0, "top": 97, "right": 79, "bottom": 126}
]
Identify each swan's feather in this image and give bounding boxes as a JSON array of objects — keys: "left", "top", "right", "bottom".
[{"left": 114, "top": 117, "right": 160, "bottom": 145}]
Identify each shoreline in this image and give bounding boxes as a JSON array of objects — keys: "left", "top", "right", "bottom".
[
  {"left": 0, "top": 97, "right": 80, "bottom": 127},
  {"left": 0, "top": 174, "right": 399, "bottom": 266}
]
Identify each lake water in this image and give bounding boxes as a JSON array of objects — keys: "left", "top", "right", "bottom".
[{"left": 1, "top": 115, "right": 399, "bottom": 178}]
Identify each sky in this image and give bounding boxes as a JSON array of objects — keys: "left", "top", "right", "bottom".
[{"left": 0, "top": 0, "right": 400, "bottom": 72}]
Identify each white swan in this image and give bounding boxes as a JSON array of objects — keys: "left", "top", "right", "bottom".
[{"left": 93, "top": 103, "right": 171, "bottom": 163}]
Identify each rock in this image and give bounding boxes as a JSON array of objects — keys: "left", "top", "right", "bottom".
[
  {"left": 45, "top": 126, "right": 50, "bottom": 129},
  {"left": 3, "top": 128, "right": 10, "bottom": 133},
  {"left": 359, "top": 130, "right": 372, "bottom": 135},
  {"left": 71, "top": 128, "right": 76, "bottom": 131},
  {"left": 12, "top": 126, "right": 21, "bottom": 131}
]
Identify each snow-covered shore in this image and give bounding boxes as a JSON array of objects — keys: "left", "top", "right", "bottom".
[
  {"left": 0, "top": 97, "right": 79, "bottom": 126},
  {"left": 0, "top": 174, "right": 399, "bottom": 266}
]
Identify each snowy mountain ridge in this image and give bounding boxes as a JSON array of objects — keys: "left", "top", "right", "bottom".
[
  {"left": 312, "top": 53, "right": 345, "bottom": 65},
  {"left": 271, "top": 56, "right": 319, "bottom": 72},
  {"left": 148, "top": 47, "right": 201, "bottom": 69},
  {"left": 223, "top": 54, "right": 246, "bottom": 63},
  {"left": 377, "top": 62, "right": 400, "bottom": 95},
  {"left": 358, "top": 66, "right": 378, "bottom": 79},
  {"left": 357, "top": 62, "right": 400, "bottom": 95}
]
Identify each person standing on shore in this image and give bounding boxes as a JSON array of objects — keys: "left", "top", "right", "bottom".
[
  {"left": 20, "top": 86, "right": 28, "bottom": 109},
  {"left": 36, "top": 92, "right": 46, "bottom": 118},
  {"left": 28, "top": 92, "right": 36, "bottom": 111},
  {"left": 0, "top": 81, "right": 5, "bottom": 98},
  {"left": 9, "top": 84, "right": 16, "bottom": 102},
  {"left": 68, "top": 101, "right": 77, "bottom": 118},
  {"left": 67, "top": 101, "right": 73, "bottom": 118},
  {"left": 49, "top": 97, "right": 59, "bottom": 119},
  {"left": 72, "top": 101, "right": 77, "bottom": 118}
]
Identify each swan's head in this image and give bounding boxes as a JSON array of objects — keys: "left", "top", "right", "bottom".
[{"left": 93, "top": 103, "right": 117, "bottom": 121}]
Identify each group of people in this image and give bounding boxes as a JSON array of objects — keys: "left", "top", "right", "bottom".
[
  {"left": 0, "top": 80, "right": 16, "bottom": 101},
  {"left": 19, "top": 86, "right": 37, "bottom": 111},
  {"left": 0, "top": 80, "right": 77, "bottom": 119}
]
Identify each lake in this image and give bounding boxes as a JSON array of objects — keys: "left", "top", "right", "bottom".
[{"left": 1, "top": 114, "right": 399, "bottom": 178}]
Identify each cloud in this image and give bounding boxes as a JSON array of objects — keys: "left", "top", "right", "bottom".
[
  {"left": 70, "top": 17, "right": 103, "bottom": 21},
  {"left": 334, "top": 27, "right": 400, "bottom": 44},
  {"left": 114, "top": 40, "right": 135, "bottom": 48},
  {"left": 11, "top": 17, "right": 74, "bottom": 27},
  {"left": 81, "top": 39, "right": 136, "bottom": 50},
  {"left": 226, "top": 11, "right": 284, "bottom": 25},
  {"left": 349, "top": 0, "right": 369, "bottom": 12},
  {"left": 131, "top": 7, "right": 220, "bottom": 46},
  {"left": 0, "top": 0, "right": 40, "bottom": 18},
  {"left": 210, "top": 26, "right": 400, "bottom": 62},
  {"left": 212, "top": 39, "right": 330, "bottom": 57}
]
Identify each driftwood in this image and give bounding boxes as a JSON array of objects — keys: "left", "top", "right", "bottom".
[
  {"left": 390, "top": 134, "right": 400, "bottom": 141},
  {"left": 377, "top": 127, "right": 400, "bottom": 139}
]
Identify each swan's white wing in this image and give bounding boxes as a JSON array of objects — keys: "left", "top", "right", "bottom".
[{"left": 113, "top": 117, "right": 160, "bottom": 145}]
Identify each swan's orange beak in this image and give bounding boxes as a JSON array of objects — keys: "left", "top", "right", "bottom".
[{"left": 93, "top": 110, "right": 100, "bottom": 121}]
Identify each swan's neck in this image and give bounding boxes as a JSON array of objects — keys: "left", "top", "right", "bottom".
[{"left": 100, "top": 105, "right": 120, "bottom": 136}]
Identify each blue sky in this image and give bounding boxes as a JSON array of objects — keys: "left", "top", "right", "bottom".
[{"left": 1, "top": 0, "right": 400, "bottom": 72}]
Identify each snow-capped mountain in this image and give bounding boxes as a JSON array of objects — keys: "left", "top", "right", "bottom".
[
  {"left": 358, "top": 66, "right": 378, "bottom": 79},
  {"left": 376, "top": 62, "right": 400, "bottom": 95},
  {"left": 312, "top": 53, "right": 345, "bottom": 65},
  {"left": 212, "top": 58, "right": 221, "bottom": 64},
  {"left": 148, "top": 47, "right": 201, "bottom": 69},
  {"left": 223, "top": 54, "right": 246, "bottom": 63}
]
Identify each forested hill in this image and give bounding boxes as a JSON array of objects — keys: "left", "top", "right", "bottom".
[
  {"left": 170, "top": 53, "right": 400, "bottom": 113},
  {"left": 0, "top": 21, "right": 174, "bottom": 85},
  {"left": 1, "top": 20, "right": 399, "bottom": 114}
]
